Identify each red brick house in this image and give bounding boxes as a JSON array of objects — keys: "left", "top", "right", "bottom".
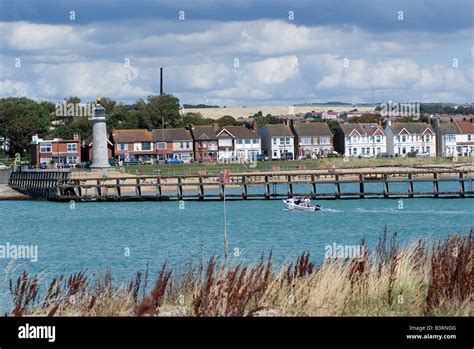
[
  {"left": 111, "top": 129, "right": 155, "bottom": 163},
  {"left": 30, "top": 134, "right": 81, "bottom": 167},
  {"left": 189, "top": 125, "right": 218, "bottom": 161}
]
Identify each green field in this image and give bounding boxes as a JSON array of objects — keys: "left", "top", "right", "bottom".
[{"left": 106, "top": 156, "right": 474, "bottom": 176}]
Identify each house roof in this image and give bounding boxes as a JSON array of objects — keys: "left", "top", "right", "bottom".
[
  {"left": 190, "top": 126, "right": 217, "bottom": 140},
  {"left": 152, "top": 128, "right": 192, "bottom": 142},
  {"left": 340, "top": 123, "right": 385, "bottom": 136},
  {"left": 259, "top": 124, "right": 293, "bottom": 137},
  {"left": 438, "top": 123, "right": 461, "bottom": 135},
  {"left": 390, "top": 122, "right": 434, "bottom": 135},
  {"left": 457, "top": 121, "right": 474, "bottom": 134},
  {"left": 217, "top": 125, "right": 260, "bottom": 139},
  {"left": 112, "top": 129, "right": 153, "bottom": 143},
  {"left": 293, "top": 123, "right": 332, "bottom": 137}
]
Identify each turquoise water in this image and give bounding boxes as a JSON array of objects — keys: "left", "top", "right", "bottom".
[{"left": 0, "top": 196, "right": 473, "bottom": 281}]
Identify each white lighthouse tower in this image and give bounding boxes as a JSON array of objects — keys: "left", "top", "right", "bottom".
[{"left": 89, "top": 99, "right": 110, "bottom": 169}]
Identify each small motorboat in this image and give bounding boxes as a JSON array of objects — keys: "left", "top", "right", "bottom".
[{"left": 283, "top": 197, "right": 322, "bottom": 211}]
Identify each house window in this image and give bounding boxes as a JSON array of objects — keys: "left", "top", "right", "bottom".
[
  {"left": 118, "top": 143, "right": 127, "bottom": 151},
  {"left": 244, "top": 139, "right": 251, "bottom": 144},
  {"left": 236, "top": 139, "right": 243, "bottom": 144},
  {"left": 180, "top": 142, "right": 184, "bottom": 149},
  {"left": 279, "top": 138, "right": 284, "bottom": 145},
  {"left": 252, "top": 139, "right": 259, "bottom": 144},
  {"left": 186, "top": 142, "right": 190, "bottom": 149},
  {"left": 66, "top": 156, "right": 78, "bottom": 164},
  {"left": 273, "top": 138, "right": 277, "bottom": 145},
  {"left": 67, "top": 143, "right": 77, "bottom": 152},
  {"left": 425, "top": 135, "right": 430, "bottom": 142},
  {"left": 375, "top": 136, "right": 381, "bottom": 143},
  {"left": 401, "top": 135, "right": 407, "bottom": 142},
  {"left": 219, "top": 139, "right": 232, "bottom": 147},
  {"left": 40, "top": 144, "right": 52, "bottom": 153},
  {"left": 468, "top": 135, "right": 472, "bottom": 141},
  {"left": 285, "top": 137, "right": 291, "bottom": 145},
  {"left": 142, "top": 142, "right": 151, "bottom": 150},
  {"left": 273, "top": 151, "right": 277, "bottom": 157},
  {"left": 157, "top": 142, "right": 166, "bottom": 150}
]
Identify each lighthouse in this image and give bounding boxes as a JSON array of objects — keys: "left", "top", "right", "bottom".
[{"left": 89, "top": 99, "right": 111, "bottom": 168}]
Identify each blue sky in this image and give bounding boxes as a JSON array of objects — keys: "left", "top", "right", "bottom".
[{"left": 0, "top": 0, "right": 473, "bottom": 105}]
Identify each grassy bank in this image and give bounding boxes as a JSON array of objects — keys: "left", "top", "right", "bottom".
[
  {"left": 90, "top": 157, "right": 474, "bottom": 176},
  {"left": 4, "top": 232, "right": 472, "bottom": 317}
]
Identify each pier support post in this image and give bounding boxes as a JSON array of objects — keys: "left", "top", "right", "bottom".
[
  {"left": 156, "top": 177, "right": 162, "bottom": 200},
  {"left": 433, "top": 173, "right": 439, "bottom": 198},
  {"left": 177, "top": 177, "right": 183, "bottom": 200},
  {"left": 287, "top": 175, "right": 293, "bottom": 198},
  {"left": 359, "top": 174, "right": 365, "bottom": 198},
  {"left": 220, "top": 182, "right": 225, "bottom": 200},
  {"left": 135, "top": 178, "right": 141, "bottom": 198},
  {"left": 383, "top": 174, "right": 389, "bottom": 198},
  {"left": 407, "top": 173, "right": 414, "bottom": 198},
  {"left": 459, "top": 172, "right": 465, "bottom": 198},
  {"left": 96, "top": 179, "right": 102, "bottom": 198},
  {"left": 334, "top": 174, "right": 340, "bottom": 199},
  {"left": 198, "top": 176, "right": 204, "bottom": 200},
  {"left": 311, "top": 174, "right": 317, "bottom": 198},
  {"left": 242, "top": 176, "right": 248, "bottom": 200},
  {"left": 264, "top": 175, "right": 270, "bottom": 199}
]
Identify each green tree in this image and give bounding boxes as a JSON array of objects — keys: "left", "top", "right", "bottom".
[
  {"left": 0, "top": 97, "right": 52, "bottom": 155},
  {"left": 137, "top": 94, "right": 181, "bottom": 128}
]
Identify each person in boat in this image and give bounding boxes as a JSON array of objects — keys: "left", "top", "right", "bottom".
[{"left": 303, "top": 197, "right": 310, "bottom": 207}]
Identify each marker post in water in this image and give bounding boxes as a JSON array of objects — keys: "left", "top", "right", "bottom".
[{"left": 220, "top": 169, "right": 230, "bottom": 259}]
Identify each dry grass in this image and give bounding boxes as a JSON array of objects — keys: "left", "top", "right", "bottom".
[{"left": 4, "top": 232, "right": 472, "bottom": 317}]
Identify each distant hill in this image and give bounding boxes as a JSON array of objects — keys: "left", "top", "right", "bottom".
[{"left": 183, "top": 104, "right": 220, "bottom": 109}]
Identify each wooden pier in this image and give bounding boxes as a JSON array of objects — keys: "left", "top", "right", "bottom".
[{"left": 8, "top": 166, "right": 474, "bottom": 202}]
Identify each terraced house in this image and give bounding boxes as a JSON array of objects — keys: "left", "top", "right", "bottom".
[
  {"left": 112, "top": 129, "right": 155, "bottom": 163},
  {"left": 215, "top": 125, "right": 261, "bottom": 163},
  {"left": 436, "top": 120, "right": 474, "bottom": 157},
  {"left": 291, "top": 122, "right": 333, "bottom": 158},
  {"left": 258, "top": 124, "right": 295, "bottom": 160},
  {"left": 152, "top": 128, "right": 194, "bottom": 162},
  {"left": 334, "top": 123, "right": 386, "bottom": 157},
  {"left": 30, "top": 134, "right": 81, "bottom": 167},
  {"left": 189, "top": 126, "right": 218, "bottom": 161},
  {"left": 385, "top": 122, "right": 436, "bottom": 157}
]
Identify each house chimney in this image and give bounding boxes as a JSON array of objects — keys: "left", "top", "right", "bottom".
[
  {"left": 73, "top": 133, "right": 80, "bottom": 140},
  {"left": 213, "top": 123, "right": 219, "bottom": 131},
  {"left": 251, "top": 120, "right": 257, "bottom": 131},
  {"left": 160, "top": 66, "right": 163, "bottom": 95}
]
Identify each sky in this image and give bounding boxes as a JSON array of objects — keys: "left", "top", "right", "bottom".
[{"left": 0, "top": 0, "right": 473, "bottom": 106}]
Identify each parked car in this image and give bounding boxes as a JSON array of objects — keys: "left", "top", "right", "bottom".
[
  {"left": 165, "top": 158, "right": 183, "bottom": 164},
  {"left": 123, "top": 160, "right": 140, "bottom": 166},
  {"left": 407, "top": 151, "right": 417, "bottom": 158},
  {"left": 108, "top": 159, "right": 119, "bottom": 166},
  {"left": 377, "top": 152, "right": 394, "bottom": 158},
  {"left": 281, "top": 152, "right": 294, "bottom": 161},
  {"left": 0, "top": 162, "right": 9, "bottom": 170},
  {"left": 39, "top": 163, "right": 48, "bottom": 169},
  {"left": 326, "top": 152, "right": 340, "bottom": 158},
  {"left": 416, "top": 152, "right": 431, "bottom": 158},
  {"left": 257, "top": 153, "right": 269, "bottom": 161},
  {"left": 358, "top": 154, "right": 373, "bottom": 159},
  {"left": 76, "top": 161, "right": 91, "bottom": 169}
]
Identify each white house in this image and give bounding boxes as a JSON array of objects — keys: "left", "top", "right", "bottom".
[
  {"left": 385, "top": 122, "right": 436, "bottom": 157},
  {"left": 335, "top": 123, "right": 386, "bottom": 157},
  {"left": 0, "top": 136, "right": 10, "bottom": 153},
  {"left": 258, "top": 124, "right": 295, "bottom": 159},
  {"left": 436, "top": 121, "right": 474, "bottom": 157},
  {"left": 216, "top": 126, "right": 261, "bottom": 163}
]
